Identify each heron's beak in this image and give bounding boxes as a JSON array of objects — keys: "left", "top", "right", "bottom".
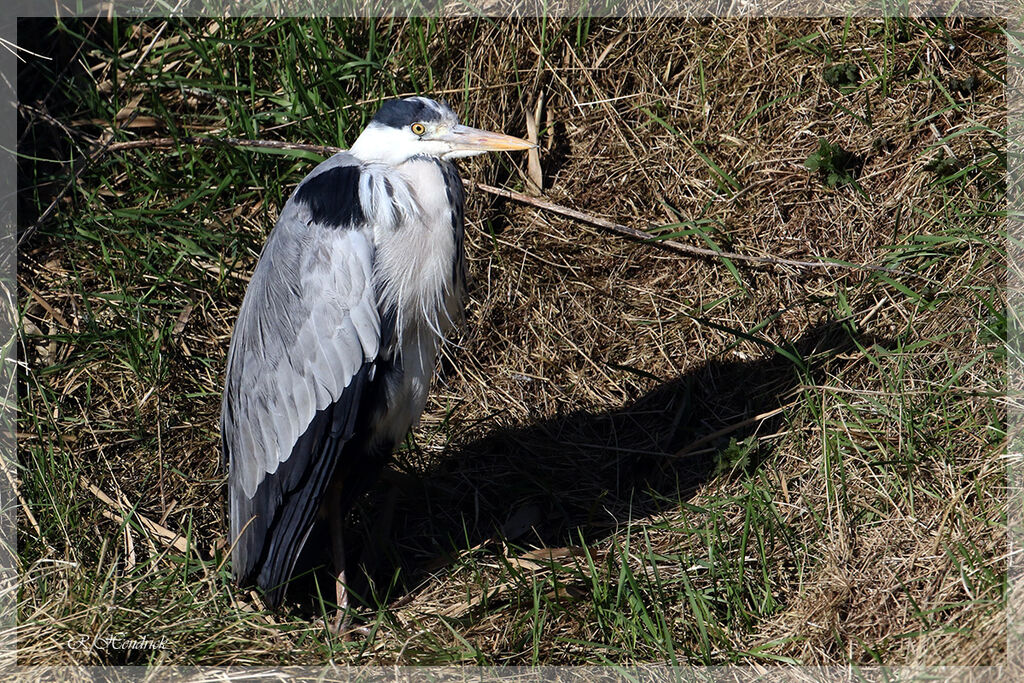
[{"left": 441, "top": 124, "right": 535, "bottom": 154}]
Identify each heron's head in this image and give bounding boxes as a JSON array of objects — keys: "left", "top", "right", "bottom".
[{"left": 350, "top": 96, "right": 534, "bottom": 166}]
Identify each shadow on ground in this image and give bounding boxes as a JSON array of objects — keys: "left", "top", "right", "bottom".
[{"left": 292, "top": 319, "right": 879, "bottom": 617}]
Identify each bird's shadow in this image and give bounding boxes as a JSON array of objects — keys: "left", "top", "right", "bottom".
[{"left": 293, "top": 319, "right": 883, "bottom": 619}]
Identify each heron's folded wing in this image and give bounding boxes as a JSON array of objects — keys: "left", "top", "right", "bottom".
[{"left": 221, "top": 157, "right": 381, "bottom": 602}]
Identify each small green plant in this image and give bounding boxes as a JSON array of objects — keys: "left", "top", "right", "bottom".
[
  {"left": 804, "top": 138, "right": 862, "bottom": 188},
  {"left": 713, "top": 436, "right": 757, "bottom": 477},
  {"left": 923, "top": 150, "right": 960, "bottom": 179},
  {"left": 947, "top": 73, "right": 979, "bottom": 95},
  {"left": 871, "top": 136, "right": 892, "bottom": 154},
  {"left": 823, "top": 61, "right": 860, "bottom": 88}
]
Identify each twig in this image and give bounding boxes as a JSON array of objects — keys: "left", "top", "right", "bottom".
[
  {"left": 20, "top": 17, "right": 170, "bottom": 246},
  {"left": 473, "top": 182, "right": 926, "bottom": 281},
  {"left": 673, "top": 401, "right": 795, "bottom": 460},
  {"left": 17, "top": 17, "right": 101, "bottom": 150},
  {"left": 18, "top": 103, "right": 90, "bottom": 157},
  {"left": 104, "top": 136, "right": 340, "bottom": 157},
  {"left": 81, "top": 476, "right": 190, "bottom": 554}
]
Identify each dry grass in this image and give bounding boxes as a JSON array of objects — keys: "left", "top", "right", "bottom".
[{"left": 16, "top": 16, "right": 1007, "bottom": 667}]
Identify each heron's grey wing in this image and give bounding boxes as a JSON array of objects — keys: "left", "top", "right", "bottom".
[{"left": 221, "top": 153, "right": 381, "bottom": 604}]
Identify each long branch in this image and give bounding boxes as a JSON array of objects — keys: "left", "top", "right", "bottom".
[
  {"left": 472, "top": 182, "right": 909, "bottom": 277},
  {"left": 67, "top": 135, "right": 924, "bottom": 281}
]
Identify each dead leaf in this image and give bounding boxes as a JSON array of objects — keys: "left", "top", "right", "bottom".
[
  {"left": 172, "top": 304, "right": 194, "bottom": 336},
  {"left": 524, "top": 95, "right": 544, "bottom": 195}
]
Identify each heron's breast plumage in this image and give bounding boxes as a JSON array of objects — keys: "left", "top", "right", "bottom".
[
  {"left": 361, "top": 156, "right": 466, "bottom": 447},
  {"left": 368, "top": 157, "right": 464, "bottom": 341}
]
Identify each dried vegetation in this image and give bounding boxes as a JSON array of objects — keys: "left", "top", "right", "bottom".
[{"left": 16, "top": 16, "right": 1007, "bottom": 667}]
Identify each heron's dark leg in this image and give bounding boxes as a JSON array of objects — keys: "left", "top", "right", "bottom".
[
  {"left": 327, "top": 484, "right": 351, "bottom": 636},
  {"left": 359, "top": 470, "right": 401, "bottom": 585}
]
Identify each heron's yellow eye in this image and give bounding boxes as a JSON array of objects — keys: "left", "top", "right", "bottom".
[{"left": 411, "top": 122, "right": 426, "bottom": 136}]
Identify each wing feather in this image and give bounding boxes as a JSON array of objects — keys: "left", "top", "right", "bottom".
[{"left": 222, "top": 153, "right": 384, "bottom": 602}]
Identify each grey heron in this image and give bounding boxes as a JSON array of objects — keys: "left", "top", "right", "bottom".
[{"left": 221, "top": 96, "right": 533, "bottom": 631}]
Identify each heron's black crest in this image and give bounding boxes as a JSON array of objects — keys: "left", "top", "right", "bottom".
[
  {"left": 295, "top": 165, "right": 364, "bottom": 228},
  {"left": 372, "top": 98, "right": 447, "bottom": 129}
]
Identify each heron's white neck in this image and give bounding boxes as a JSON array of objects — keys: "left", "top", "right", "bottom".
[{"left": 350, "top": 125, "right": 407, "bottom": 165}]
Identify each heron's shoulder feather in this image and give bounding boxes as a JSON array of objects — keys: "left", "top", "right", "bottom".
[
  {"left": 292, "top": 153, "right": 362, "bottom": 228},
  {"left": 274, "top": 152, "right": 416, "bottom": 238}
]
